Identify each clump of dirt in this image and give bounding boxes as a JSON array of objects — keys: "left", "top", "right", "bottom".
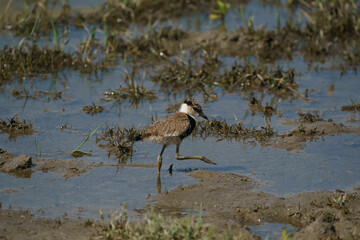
[
  {"left": 82, "top": 103, "right": 105, "bottom": 115},
  {"left": 0, "top": 114, "right": 34, "bottom": 140},
  {"left": 0, "top": 150, "right": 93, "bottom": 179},
  {"left": 341, "top": 102, "right": 360, "bottom": 112},
  {"left": 0, "top": 149, "right": 156, "bottom": 179},
  {"left": 96, "top": 125, "right": 140, "bottom": 163},
  {"left": 271, "top": 114, "right": 360, "bottom": 152},
  {"left": 153, "top": 169, "right": 360, "bottom": 239},
  {"left": 33, "top": 158, "right": 94, "bottom": 179},
  {"left": 0, "top": 153, "right": 32, "bottom": 178},
  {"left": 298, "top": 111, "right": 323, "bottom": 123}
]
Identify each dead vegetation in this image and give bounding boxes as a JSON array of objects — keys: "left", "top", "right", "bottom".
[
  {"left": 96, "top": 125, "right": 140, "bottom": 163},
  {"left": 298, "top": 111, "right": 323, "bottom": 123},
  {"left": 194, "top": 117, "right": 276, "bottom": 143},
  {"left": 0, "top": 114, "right": 34, "bottom": 140},
  {"left": 102, "top": 69, "right": 157, "bottom": 107},
  {"left": 82, "top": 103, "right": 105, "bottom": 115},
  {"left": 11, "top": 88, "right": 65, "bottom": 100},
  {"left": 152, "top": 56, "right": 302, "bottom": 101},
  {"left": 0, "top": 0, "right": 358, "bottom": 72},
  {"left": 0, "top": 43, "right": 100, "bottom": 84},
  {"left": 341, "top": 102, "right": 360, "bottom": 112}
]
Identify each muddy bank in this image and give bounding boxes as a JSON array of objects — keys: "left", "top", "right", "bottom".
[
  {"left": 1, "top": 169, "right": 359, "bottom": 239},
  {"left": 0, "top": 150, "right": 156, "bottom": 179},
  {"left": 153, "top": 170, "right": 360, "bottom": 239},
  {"left": 270, "top": 117, "right": 360, "bottom": 152}
]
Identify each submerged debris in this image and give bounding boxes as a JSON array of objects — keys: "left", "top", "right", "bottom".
[
  {"left": 96, "top": 126, "right": 140, "bottom": 163},
  {"left": 11, "top": 88, "right": 65, "bottom": 100},
  {"left": 0, "top": 114, "right": 34, "bottom": 140},
  {"left": 298, "top": 112, "right": 323, "bottom": 123},
  {"left": 341, "top": 102, "right": 360, "bottom": 112}
]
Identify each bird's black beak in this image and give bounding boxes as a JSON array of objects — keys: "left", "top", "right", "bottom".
[{"left": 199, "top": 111, "right": 208, "bottom": 120}]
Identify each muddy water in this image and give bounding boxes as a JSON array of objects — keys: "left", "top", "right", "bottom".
[{"left": 0, "top": 1, "right": 360, "bottom": 237}]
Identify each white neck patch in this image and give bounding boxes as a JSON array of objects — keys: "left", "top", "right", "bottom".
[
  {"left": 179, "top": 103, "right": 189, "bottom": 114},
  {"left": 179, "top": 102, "right": 199, "bottom": 118}
]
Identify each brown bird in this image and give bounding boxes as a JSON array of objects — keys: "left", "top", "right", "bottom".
[{"left": 135, "top": 99, "right": 216, "bottom": 172}]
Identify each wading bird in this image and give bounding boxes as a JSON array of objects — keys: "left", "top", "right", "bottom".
[{"left": 135, "top": 99, "right": 216, "bottom": 172}]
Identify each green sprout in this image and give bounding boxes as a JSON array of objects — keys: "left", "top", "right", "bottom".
[{"left": 210, "top": 0, "right": 230, "bottom": 21}]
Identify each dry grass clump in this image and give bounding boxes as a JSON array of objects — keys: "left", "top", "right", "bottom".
[{"left": 96, "top": 125, "right": 140, "bottom": 163}]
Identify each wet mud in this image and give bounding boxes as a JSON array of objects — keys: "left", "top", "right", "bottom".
[
  {"left": 270, "top": 115, "right": 360, "bottom": 152},
  {"left": 153, "top": 170, "right": 360, "bottom": 239},
  {"left": 1, "top": 169, "right": 359, "bottom": 239},
  {"left": 0, "top": 208, "right": 101, "bottom": 240},
  {"left": 0, "top": 150, "right": 155, "bottom": 179}
]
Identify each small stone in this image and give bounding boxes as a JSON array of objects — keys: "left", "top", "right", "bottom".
[{"left": 1, "top": 155, "right": 32, "bottom": 172}]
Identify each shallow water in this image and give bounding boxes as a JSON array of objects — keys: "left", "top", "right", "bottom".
[
  {"left": 0, "top": 0, "right": 359, "bottom": 237},
  {"left": 249, "top": 222, "right": 298, "bottom": 240}
]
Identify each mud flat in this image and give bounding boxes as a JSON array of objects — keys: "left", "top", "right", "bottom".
[
  {"left": 1, "top": 168, "right": 359, "bottom": 239},
  {"left": 153, "top": 170, "right": 360, "bottom": 239}
]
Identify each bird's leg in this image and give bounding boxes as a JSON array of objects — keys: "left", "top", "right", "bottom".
[
  {"left": 175, "top": 144, "right": 216, "bottom": 165},
  {"left": 157, "top": 145, "right": 166, "bottom": 173},
  {"left": 156, "top": 172, "right": 161, "bottom": 193}
]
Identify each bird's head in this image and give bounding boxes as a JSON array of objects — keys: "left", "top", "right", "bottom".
[{"left": 180, "top": 99, "right": 208, "bottom": 120}]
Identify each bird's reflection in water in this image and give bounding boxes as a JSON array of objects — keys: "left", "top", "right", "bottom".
[{"left": 157, "top": 173, "right": 161, "bottom": 193}]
